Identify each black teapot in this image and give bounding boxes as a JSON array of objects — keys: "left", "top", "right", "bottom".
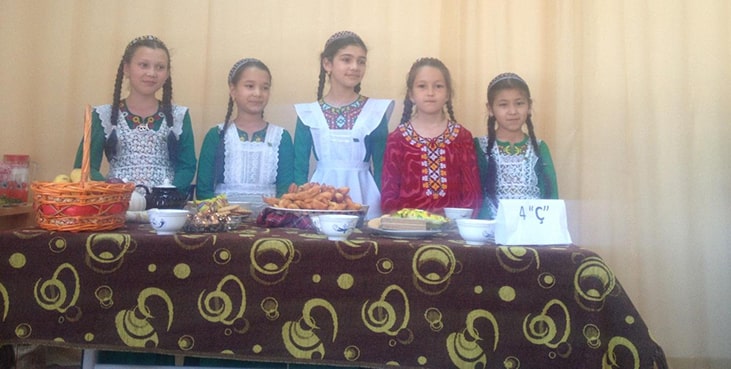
[{"left": 136, "top": 181, "right": 186, "bottom": 210}]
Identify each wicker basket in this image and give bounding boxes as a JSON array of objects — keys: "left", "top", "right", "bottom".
[{"left": 31, "top": 105, "right": 135, "bottom": 232}]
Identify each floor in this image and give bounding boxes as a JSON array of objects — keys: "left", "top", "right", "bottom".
[{"left": 3, "top": 346, "right": 82, "bottom": 369}]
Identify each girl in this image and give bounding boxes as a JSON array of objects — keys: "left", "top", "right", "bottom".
[
  {"left": 196, "top": 58, "right": 294, "bottom": 216},
  {"left": 475, "top": 72, "right": 559, "bottom": 219},
  {"left": 293, "top": 31, "right": 394, "bottom": 220},
  {"left": 73, "top": 35, "right": 197, "bottom": 197},
  {"left": 381, "top": 58, "right": 481, "bottom": 215},
  {"left": 74, "top": 34, "right": 196, "bottom": 367}
]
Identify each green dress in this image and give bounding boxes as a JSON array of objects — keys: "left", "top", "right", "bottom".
[
  {"left": 474, "top": 134, "right": 558, "bottom": 219},
  {"left": 196, "top": 123, "right": 294, "bottom": 202}
]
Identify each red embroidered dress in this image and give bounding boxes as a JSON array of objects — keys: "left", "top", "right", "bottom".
[{"left": 381, "top": 121, "right": 482, "bottom": 214}]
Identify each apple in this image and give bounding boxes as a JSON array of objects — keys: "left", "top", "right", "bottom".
[
  {"left": 69, "top": 169, "right": 83, "bottom": 183},
  {"left": 106, "top": 177, "right": 125, "bottom": 184},
  {"left": 53, "top": 174, "right": 71, "bottom": 183}
]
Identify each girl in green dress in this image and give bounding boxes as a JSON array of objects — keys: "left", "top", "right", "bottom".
[
  {"left": 195, "top": 58, "right": 294, "bottom": 216},
  {"left": 475, "top": 73, "right": 559, "bottom": 219}
]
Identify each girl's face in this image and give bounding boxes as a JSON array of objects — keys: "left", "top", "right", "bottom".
[
  {"left": 488, "top": 87, "right": 531, "bottom": 134},
  {"left": 323, "top": 45, "right": 367, "bottom": 91},
  {"left": 409, "top": 66, "right": 449, "bottom": 116},
  {"left": 124, "top": 46, "right": 170, "bottom": 98},
  {"left": 230, "top": 66, "right": 271, "bottom": 117}
]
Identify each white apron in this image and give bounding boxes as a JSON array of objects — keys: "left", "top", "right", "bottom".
[
  {"left": 215, "top": 123, "right": 284, "bottom": 216},
  {"left": 294, "top": 98, "right": 394, "bottom": 219},
  {"left": 97, "top": 104, "right": 186, "bottom": 194}
]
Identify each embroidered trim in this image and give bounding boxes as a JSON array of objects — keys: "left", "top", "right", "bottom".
[{"left": 400, "top": 121, "right": 461, "bottom": 199}]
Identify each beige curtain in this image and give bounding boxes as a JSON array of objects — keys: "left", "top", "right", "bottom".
[{"left": 1, "top": 1, "right": 729, "bottom": 367}]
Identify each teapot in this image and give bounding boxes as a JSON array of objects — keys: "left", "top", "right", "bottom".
[{"left": 137, "top": 180, "right": 186, "bottom": 210}]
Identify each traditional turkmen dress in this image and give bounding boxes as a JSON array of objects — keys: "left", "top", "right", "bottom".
[
  {"left": 474, "top": 134, "right": 559, "bottom": 219},
  {"left": 381, "top": 121, "right": 482, "bottom": 215},
  {"left": 195, "top": 122, "right": 294, "bottom": 214},
  {"left": 293, "top": 96, "right": 394, "bottom": 219},
  {"left": 73, "top": 101, "right": 197, "bottom": 195}
]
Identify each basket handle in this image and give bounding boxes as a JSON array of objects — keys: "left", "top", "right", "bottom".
[{"left": 80, "top": 104, "right": 92, "bottom": 184}]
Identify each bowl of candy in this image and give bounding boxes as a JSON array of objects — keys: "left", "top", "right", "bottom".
[{"left": 184, "top": 195, "right": 252, "bottom": 232}]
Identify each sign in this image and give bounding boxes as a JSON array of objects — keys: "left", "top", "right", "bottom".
[{"left": 494, "top": 199, "right": 572, "bottom": 245}]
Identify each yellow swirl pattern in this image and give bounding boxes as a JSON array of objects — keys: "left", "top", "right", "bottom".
[
  {"left": 114, "top": 287, "right": 174, "bottom": 348},
  {"left": 33, "top": 263, "right": 80, "bottom": 313},
  {"left": 249, "top": 238, "right": 295, "bottom": 285},
  {"left": 412, "top": 244, "right": 457, "bottom": 295},
  {"left": 574, "top": 256, "right": 616, "bottom": 311},
  {"left": 602, "top": 336, "right": 640, "bottom": 369},
  {"left": 522, "top": 299, "right": 570, "bottom": 349},
  {"left": 361, "top": 285, "right": 410, "bottom": 336},
  {"left": 84, "top": 233, "right": 135, "bottom": 274},
  {"left": 282, "top": 298, "right": 338, "bottom": 360},
  {"left": 446, "top": 309, "right": 500, "bottom": 368},
  {"left": 197, "top": 275, "right": 247, "bottom": 325},
  {"left": 496, "top": 246, "right": 540, "bottom": 273}
]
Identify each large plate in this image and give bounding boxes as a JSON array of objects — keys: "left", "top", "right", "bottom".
[
  {"left": 366, "top": 218, "right": 444, "bottom": 239},
  {"left": 264, "top": 205, "right": 367, "bottom": 216}
]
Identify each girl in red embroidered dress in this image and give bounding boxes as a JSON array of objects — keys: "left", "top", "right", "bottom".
[{"left": 381, "top": 58, "right": 482, "bottom": 215}]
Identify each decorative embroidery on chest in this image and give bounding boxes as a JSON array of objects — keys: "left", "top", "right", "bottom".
[
  {"left": 321, "top": 96, "right": 366, "bottom": 129},
  {"left": 402, "top": 123, "right": 460, "bottom": 199}
]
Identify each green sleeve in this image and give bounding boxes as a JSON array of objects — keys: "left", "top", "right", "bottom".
[
  {"left": 537, "top": 141, "right": 559, "bottom": 199},
  {"left": 195, "top": 127, "right": 221, "bottom": 200},
  {"left": 293, "top": 118, "right": 313, "bottom": 185},
  {"left": 275, "top": 129, "right": 295, "bottom": 196},
  {"left": 366, "top": 114, "right": 389, "bottom": 191},
  {"left": 172, "top": 110, "right": 197, "bottom": 196},
  {"left": 73, "top": 108, "right": 107, "bottom": 181}
]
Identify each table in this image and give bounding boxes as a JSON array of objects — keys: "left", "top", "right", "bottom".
[
  {"left": 0, "top": 205, "right": 34, "bottom": 230},
  {"left": 0, "top": 223, "right": 667, "bottom": 369}
]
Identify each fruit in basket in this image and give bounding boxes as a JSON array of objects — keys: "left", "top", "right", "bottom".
[
  {"left": 263, "top": 182, "right": 362, "bottom": 211},
  {"left": 70, "top": 169, "right": 83, "bottom": 183},
  {"left": 53, "top": 174, "right": 72, "bottom": 183},
  {"left": 106, "top": 177, "right": 125, "bottom": 184}
]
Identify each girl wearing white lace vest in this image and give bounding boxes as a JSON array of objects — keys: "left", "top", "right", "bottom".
[
  {"left": 293, "top": 31, "right": 394, "bottom": 220},
  {"left": 475, "top": 72, "right": 559, "bottom": 219},
  {"left": 196, "top": 58, "right": 294, "bottom": 216},
  {"left": 73, "top": 35, "right": 197, "bottom": 198}
]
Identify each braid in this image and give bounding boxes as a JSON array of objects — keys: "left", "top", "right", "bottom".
[
  {"left": 399, "top": 98, "right": 413, "bottom": 126},
  {"left": 161, "top": 77, "right": 178, "bottom": 165},
  {"left": 485, "top": 116, "right": 499, "bottom": 208},
  {"left": 215, "top": 98, "right": 235, "bottom": 185},
  {"left": 354, "top": 82, "right": 361, "bottom": 94},
  {"left": 525, "top": 114, "right": 552, "bottom": 198},
  {"left": 317, "top": 67, "right": 326, "bottom": 100},
  {"left": 445, "top": 101, "right": 457, "bottom": 123},
  {"left": 104, "top": 60, "right": 125, "bottom": 160}
]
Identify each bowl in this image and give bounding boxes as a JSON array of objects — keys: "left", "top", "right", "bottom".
[
  {"left": 444, "top": 207, "right": 473, "bottom": 220},
  {"left": 455, "top": 218, "right": 496, "bottom": 246},
  {"left": 310, "top": 214, "right": 359, "bottom": 241},
  {"left": 148, "top": 208, "right": 190, "bottom": 235}
]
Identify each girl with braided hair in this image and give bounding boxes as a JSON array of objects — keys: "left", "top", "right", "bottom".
[
  {"left": 196, "top": 58, "right": 294, "bottom": 215},
  {"left": 381, "top": 57, "right": 481, "bottom": 215},
  {"left": 475, "top": 72, "right": 558, "bottom": 219},
  {"left": 73, "top": 35, "right": 197, "bottom": 197},
  {"left": 293, "top": 31, "right": 394, "bottom": 220}
]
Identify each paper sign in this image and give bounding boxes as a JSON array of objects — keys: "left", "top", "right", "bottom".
[{"left": 494, "top": 199, "right": 572, "bottom": 245}]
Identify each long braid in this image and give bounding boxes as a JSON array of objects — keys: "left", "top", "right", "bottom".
[
  {"left": 317, "top": 67, "right": 326, "bottom": 100},
  {"left": 214, "top": 97, "right": 235, "bottom": 185},
  {"left": 399, "top": 98, "right": 413, "bottom": 126},
  {"left": 445, "top": 101, "right": 457, "bottom": 123},
  {"left": 485, "top": 116, "right": 498, "bottom": 208},
  {"left": 524, "top": 114, "right": 552, "bottom": 198},
  {"left": 104, "top": 61, "right": 125, "bottom": 160},
  {"left": 162, "top": 77, "right": 178, "bottom": 165}
]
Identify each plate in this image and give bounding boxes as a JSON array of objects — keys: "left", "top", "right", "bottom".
[
  {"left": 366, "top": 218, "right": 444, "bottom": 239},
  {"left": 264, "top": 206, "right": 367, "bottom": 216}
]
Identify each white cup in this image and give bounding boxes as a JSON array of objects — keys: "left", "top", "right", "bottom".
[{"left": 311, "top": 214, "right": 359, "bottom": 241}]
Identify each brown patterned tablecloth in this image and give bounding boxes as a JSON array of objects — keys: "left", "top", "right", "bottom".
[{"left": 0, "top": 223, "right": 667, "bottom": 368}]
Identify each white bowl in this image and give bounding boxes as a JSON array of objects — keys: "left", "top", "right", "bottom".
[
  {"left": 310, "top": 214, "right": 359, "bottom": 241},
  {"left": 444, "top": 207, "right": 473, "bottom": 220},
  {"left": 455, "top": 218, "right": 496, "bottom": 246},
  {"left": 148, "top": 208, "right": 190, "bottom": 235}
]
